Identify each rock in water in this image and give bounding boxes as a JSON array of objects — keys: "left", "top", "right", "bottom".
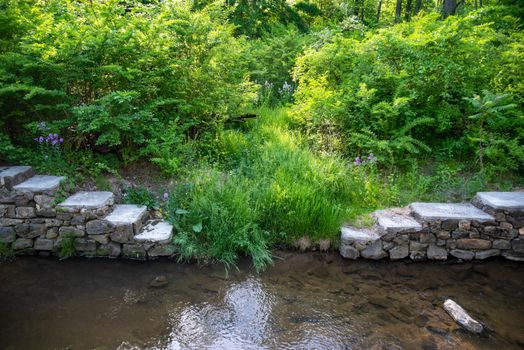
[
  {"left": 443, "top": 299, "right": 483, "bottom": 334},
  {"left": 149, "top": 275, "right": 168, "bottom": 289}
]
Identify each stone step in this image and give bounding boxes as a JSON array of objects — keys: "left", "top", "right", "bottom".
[
  {"left": 134, "top": 220, "right": 173, "bottom": 243},
  {"left": 410, "top": 202, "right": 494, "bottom": 222},
  {"left": 0, "top": 166, "right": 35, "bottom": 190},
  {"left": 372, "top": 207, "right": 422, "bottom": 234},
  {"left": 341, "top": 226, "right": 381, "bottom": 245},
  {"left": 13, "top": 175, "right": 66, "bottom": 193},
  {"left": 473, "top": 192, "right": 524, "bottom": 211},
  {"left": 58, "top": 191, "right": 114, "bottom": 210},
  {"left": 104, "top": 204, "right": 148, "bottom": 235}
]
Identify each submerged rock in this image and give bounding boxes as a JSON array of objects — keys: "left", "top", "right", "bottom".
[
  {"left": 443, "top": 299, "right": 483, "bottom": 334},
  {"left": 149, "top": 275, "right": 168, "bottom": 289}
]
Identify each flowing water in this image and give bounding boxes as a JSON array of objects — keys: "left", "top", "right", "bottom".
[{"left": 0, "top": 253, "right": 523, "bottom": 350}]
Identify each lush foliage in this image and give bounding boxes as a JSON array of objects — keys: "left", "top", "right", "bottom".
[
  {"left": 1, "top": 0, "right": 523, "bottom": 269},
  {"left": 293, "top": 9, "right": 524, "bottom": 173}
]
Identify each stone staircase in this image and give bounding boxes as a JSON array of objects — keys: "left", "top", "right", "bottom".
[
  {"left": 0, "top": 165, "right": 174, "bottom": 260},
  {"left": 340, "top": 192, "right": 524, "bottom": 262}
]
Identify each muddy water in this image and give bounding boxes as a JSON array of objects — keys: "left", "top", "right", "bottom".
[{"left": 0, "top": 253, "right": 523, "bottom": 350}]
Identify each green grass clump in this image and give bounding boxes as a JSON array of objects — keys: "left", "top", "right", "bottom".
[
  {"left": 0, "top": 242, "right": 14, "bottom": 261},
  {"left": 58, "top": 235, "right": 76, "bottom": 260},
  {"left": 167, "top": 108, "right": 400, "bottom": 270}
]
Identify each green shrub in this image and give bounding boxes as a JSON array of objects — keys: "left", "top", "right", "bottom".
[{"left": 292, "top": 10, "right": 524, "bottom": 172}]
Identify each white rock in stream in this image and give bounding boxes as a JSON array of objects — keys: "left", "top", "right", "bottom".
[{"left": 443, "top": 299, "right": 483, "bottom": 334}]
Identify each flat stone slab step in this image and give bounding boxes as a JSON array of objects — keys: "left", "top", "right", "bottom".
[
  {"left": 410, "top": 202, "right": 494, "bottom": 222},
  {"left": 105, "top": 204, "right": 147, "bottom": 225},
  {"left": 372, "top": 207, "right": 422, "bottom": 234},
  {"left": 0, "top": 166, "right": 34, "bottom": 189},
  {"left": 341, "top": 226, "right": 381, "bottom": 245},
  {"left": 134, "top": 220, "right": 173, "bottom": 243},
  {"left": 13, "top": 175, "right": 65, "bottom": 193},
  {"left": 474, "top": 192, "right": 524, "bottom": 211},
  {"left": 58, "top": 191, "right": 114, "bottom": 210}
]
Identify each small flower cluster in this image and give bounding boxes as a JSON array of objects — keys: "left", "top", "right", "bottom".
[
  {"left": 34, "top": 133, "right": 64, "bottom": 147},
  {"left": 278, "top": 81, "right": 293, "bottom": 95},
  {"left": 354, "top": 152, "right": 377, "bottom": 166},
  {"left": 263, "top": 81, "right": 274, "bottom": 90}
]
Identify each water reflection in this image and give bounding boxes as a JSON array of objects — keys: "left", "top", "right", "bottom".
[
  {"left": 0, "top": 256, "right": 523, "bottom": 350},
  {"left": 163, "top": 278, "right": 274, "bottom": 350}
]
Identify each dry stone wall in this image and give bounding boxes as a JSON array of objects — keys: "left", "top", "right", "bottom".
[
  {"left": 0, "top": 166, "right": 174, "bottom": 260},
  {"left": 340, "top": 192, "right": 524, "bottom": 262}
]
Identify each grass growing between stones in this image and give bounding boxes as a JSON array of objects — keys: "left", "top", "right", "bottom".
[
  {"left": 58, "top": 235, "right": 76, "bottom": 260},
  {"left": 0, "top": 242, "right": 13, "bottom": 261}
]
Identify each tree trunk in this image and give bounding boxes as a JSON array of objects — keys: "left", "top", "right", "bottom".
[
  {"left": 376, "top": 0, "right": 383, "bottom": 23},
  {"left": 395, "top": 0, "right": 402, "bottom": 23},
  {"left": 405, "top": 0, "right": 413, "bottom": 21},
  {"left": 479, "top": 0, "right": 483, "bottom": 7},
  {"left": 442, "top": 0, "right": 456, "bottom": 18},
  {"left": 360, "top": 0, "right": 365, "bottom": 22},
  {"left": 414, "top": 0, "right": 422, "bottom": 15}
]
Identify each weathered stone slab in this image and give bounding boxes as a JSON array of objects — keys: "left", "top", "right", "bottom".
[
  {"left": 475, "top": 249, "right": 500, "bottom": 260},
  {"left": 341, "top": 226, "right": 381, "bottom": 245},
  {"left": 58, "top": 191, "right": 114, "bottom": 210},
  {"left": 474, "top": 192, "right": 524, "bottom": 211},
  {"left": 373, "top": 208, "right": 422, "bottom": 234},
  {"left": 443, "top": 299, "right": 483, "bottom": 334},
  {"left": 104, "top": 204, "right": 147, "bottom": 234},
  {"left": 0, "top": 226, "right": 15, "bottom": 243},
  {"left": 410, "top": 202, "right": 494, "bottom": 222},
  {"left": 13, "top": 175, "right": 65, "bottom": 193},
  {"left": 0, "top": 166, "right": 34, "bottom": 190},
  {"left": 456, "top": 239, "right": 491, "bottom": 250},
  {"left": 134, "top": 220, "right": 173, "bottom": 243}
]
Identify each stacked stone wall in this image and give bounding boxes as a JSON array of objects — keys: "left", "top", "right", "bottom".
[{"left": 0, "top": 185, "right": 174, "bottom": 260}]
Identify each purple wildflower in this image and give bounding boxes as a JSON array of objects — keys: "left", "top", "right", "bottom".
[
  {"left": 354, "top": 157, "right": 362, "bottom": 165},
  {"left": 163, "top": 192, "right": 169, "bottom": 201},
  {"left": 59, "top": 138, "right": 64, "bottom": 143},
  {"left": 39, "top": 136, "right": 44, "bottom": 143}
]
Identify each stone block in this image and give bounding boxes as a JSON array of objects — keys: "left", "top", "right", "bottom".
[
  {"left": 475, "top": 249, "right": 500, "bottom": 260},
  {"left": 15, "top": 207, "right": 36, "bottom": 218},
  {"left": 122, "top": 244, "right": 147, "bottom": 260},
  {"left": 0, "top": 226, "right": 15, "bottom": 243},
  {"left": 340, "top": 244, "right": 359, "bottom": 259},
  {"left": 34, "top": 238, "right": 54, "bottom": 251},
  {"left": 86, "top": 219, "right": 114, "bottom": 235},
  {"left": 389, "top": 245, "right": 409, "bottom": 260},
  {"left": 91, "top": 234, "right": 110, "bottom": 245},
  {"left": 13, "top": 238, "right": 33, "bottom": 250},
  {"left": 148, "top": 244, "right": 175, "bottom": 258},
  {"left": 450, "top": 249, "right": 474, "bottom": 261},
  {"left": 512, "top": 239, "right": 524, "bottom": 253},
  {"left": 427, "top": 244, "right": 448, "bottom": 260},
  {"left": 456, "top": 239, "right": 491, "bottom": 250},
  {"left": 44, "top": 219, "right": 62, "bottom": 227},
  {"left": 74, "top": 238, "right": 96, "bottom": 252},
  {"left": 59, "top": 226, "right": 85, "bottom": 237},
  {"left": 110, "top": 226, "right": 134, "bottom": 244},
  {"left": 0, "top": 166, "right": 34, "bottom": 190},
  {"left": 419, "top": 233, "right": 436, "bottom": 244},
  {"left": 492, "top": 239, "right": 511, "bottom": 250}
]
